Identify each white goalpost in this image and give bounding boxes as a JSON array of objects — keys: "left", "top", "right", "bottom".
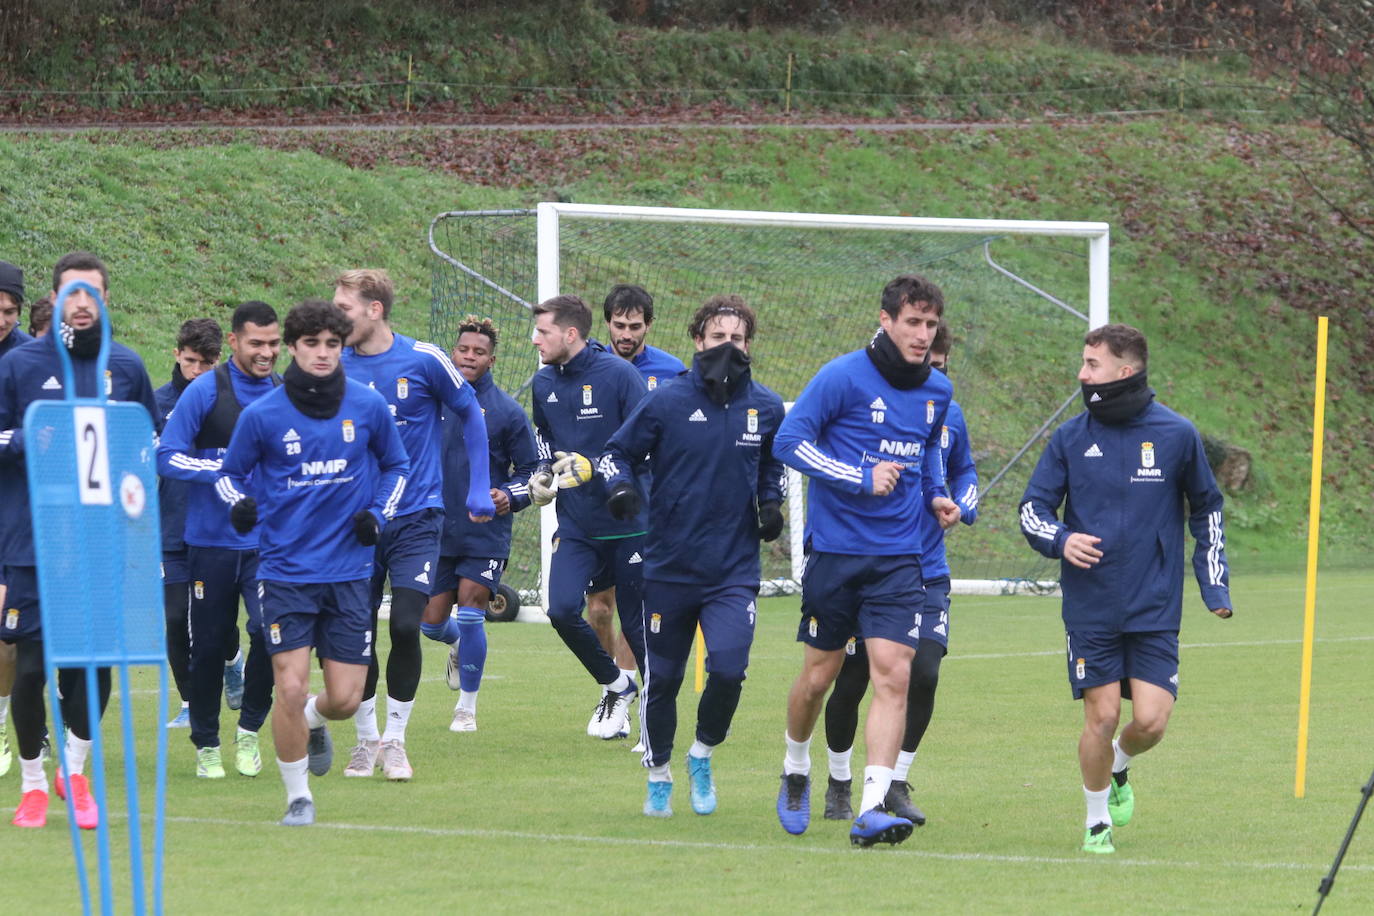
[{"left": 428, "top": 202, "right": 1110, "bottom": 611}]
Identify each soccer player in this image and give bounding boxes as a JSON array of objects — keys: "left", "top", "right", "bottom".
[
  {"left": 0, "top": 260, "right": 32, "bottom": 361},
  {"left": 821, "top": 322, "right": 979, "bottom": 824},
  {"left": 420, "top": 316, "right": 538, "bottom": 733},
  {"left": 157, "top": 303, "right": 283, "bottom": 778},
  {"left": 773, "top": 274, "right": 961, "bottom": 847},
  {"left": 153, "top": 317, "right": 223, "bottom": 730},
  {"left": 333, "top": 270, "right": 493, "bottom": 781},
  {"left": 218, "top": 299, "right": 409, "bottom": 826},
  {"left": 1019, "top": 322, "right": 1232, "bottom": 855},
  {"left": 599, "top": 295, "right": 785, "bottom": 817},
  {"left": 529, "top": 294, "right": 648, "bottom": 739},
  {"left": 588, "top": 284, "right": 684, "bottom": 740},
  {"left": 0, "top": 252, "right": 159, "bottom": 829}
]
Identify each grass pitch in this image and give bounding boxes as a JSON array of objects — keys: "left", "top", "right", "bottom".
[{"left": 7, "top": 569, "right": 1374, "bottom": 914}]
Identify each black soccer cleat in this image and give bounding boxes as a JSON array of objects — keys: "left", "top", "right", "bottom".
[
  {"left": 883, "top": 779, "right": 926, "bottom": 826},
  {"left": 824, "top": 776, "right": 853, "bottom": 820}
]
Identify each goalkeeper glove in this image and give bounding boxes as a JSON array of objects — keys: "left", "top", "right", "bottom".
[
  {"left": 352, "top": 510, "right": 380, "bottom": 546},
  {"left": 529, "top": 466, "right": 557, "bottom": 507},
  {"left": 757, "top": 500, "right": 784, "bottom": 542},
  {"left": 552, "top": 450, "right": 593, "bottom": 489},
  {"left": 230, "top": 497, "right": 258, "bottom": 534},
  {"left": 606, "top": 481, "right": 641, "bottom": 521}
]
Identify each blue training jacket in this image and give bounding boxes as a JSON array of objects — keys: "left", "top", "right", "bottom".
[
  {"left": 1019, "top": 399, "right": 1231, "bottom": 631},
  {"left": 0, "top": 333, "right": 159, "bottom": 567},
  {"left": 631, "top": 344, "right": 685, "bottom": 392},
  {"left": 217, "top": 380, "right": 409, "bottom": 583},
  {"left": 153, "top": 370, "right": 191, "bottom": 555},
  {"left": 0, "top": 328, "right": 34, "bottom": 362},
  {"left": 922, "top": 398, "right": 979, "bottom": 580},
  {"left": 599, "top": 364, "right": 787, "bottom": 587},
  {"left": 531, "top": 341, "right": 648, "bottom": 538},
  {"left": 775, "top": 348, "right": 950, "bottom": 557},
  {"left": 439, "top": 370, "right": 540, "bottom": 560},
  {"left": 342, "top": 332, "right": 493, "bottom": 520},
  {"left": 156, "top": 360, "right": 276, "bottom": 550}
]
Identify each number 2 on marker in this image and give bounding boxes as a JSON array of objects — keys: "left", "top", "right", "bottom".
[{"left": 74, "top": 406, "right": 113, "bottom": 506}]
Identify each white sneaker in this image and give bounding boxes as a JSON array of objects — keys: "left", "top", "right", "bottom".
[
  {"left": 344, "top": 739, "right": 380, "bottom": 778},
  {"left": 380, "top": 739, "right": 412, "bottom": 781},
  {"left": 449, "top": 708, "right": 477, "bottom": 733},
  {"left": 630, "top": 738, "right": 645, "bottom": 753},
  {"left": 444, "top": 643, "right": 462, "bottom": 691},
  {"left": 596, "top": 687, "right": 635, "bottom": 740},
  {"left": 587, "top": 689, "right": 609, "bottom": 737}
]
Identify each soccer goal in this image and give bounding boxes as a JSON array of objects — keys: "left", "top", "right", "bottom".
[{"left": 429, "top": 203, "right": 1109, "bottom": 606}]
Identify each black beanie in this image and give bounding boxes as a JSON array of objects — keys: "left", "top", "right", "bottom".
[{"left": 0, "top": 261, "right": 22, "bottom": 305}]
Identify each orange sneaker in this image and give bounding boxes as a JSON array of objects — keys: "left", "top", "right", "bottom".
[
  {"left": 66, "top": 775, "right": 99, "bottom": 830},
  {"left": 12, "top": 790, "right": 48, "bottom": 828}
]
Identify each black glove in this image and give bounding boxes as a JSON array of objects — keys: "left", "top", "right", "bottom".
[
  {"left": 606, "top": 481, "right": 642, "bottom": 521},
  {"left": 230, "top": 497, "right": 258, "bottom": 534},
  {"left": 757, "top": 500, "right": 784, "bottom": 542},
  {"left": 352, "top": 510, "right": 380, "bottom": 546}
]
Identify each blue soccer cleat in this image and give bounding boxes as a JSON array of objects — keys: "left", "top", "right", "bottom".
[
  {"left": 777, "top": 773, "right": 810, "bottom": 835},
  {"left": 307, "top": 724, "right": 333, "bottom": 777},
  {"left": 643, "top": 779, "right": 673, "bottom": 817},
  {"left": 224, "top": 653, "right": 246, "bottom": 711},
  {"left": 688, "top": 755, "right": 717, "bottom": 815},
  {"left": 166, "top": 706, "right": 190, "bottom": 729},
  {"left": 850, "top": 807, "right": 914, "bottom": 847}
]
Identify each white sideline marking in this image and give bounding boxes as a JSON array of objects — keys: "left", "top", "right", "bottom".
[{"left": 147, "top": 814, "right": 1369, "bottom": 872}]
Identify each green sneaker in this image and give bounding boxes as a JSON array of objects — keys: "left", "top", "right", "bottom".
[
  {"left": 1108, "top": 774, "right": 1134, "bottom": 827},
  {"left": 1083, "top": 823, "right": 1115, "bottom": 854},
  {"left": 236, "top": 730, "right": 262, "bottom": 777},
  {"left": 196, "top": 746, "right": 226, "bottom": 779},
  {"left": 0, "top": 721, "right": 12, "bottom": 777}
]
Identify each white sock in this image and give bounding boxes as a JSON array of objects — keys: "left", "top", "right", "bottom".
[
  {"left": 224, "top": 649, "right": 242, "bottom": 668},
  {"left": 457, "top": 690, "right": 478, "bottom": 714},
  {"left": 20, "top": 755, "right": 45, "bottom": 793},
  {"left": 277, "top": 756, "right": 311, "bottom": 803},
  {"left": 178, "top": 700, "right": 189, "bottom": 711},
  {"left": 607, "top": 672, "right": 631, "bottom": 694},
  {"left": 783, "top": 732, "right": 811, "bottom": 776},
  {"left": 237, "top": 726, "right": 256, "bottom": 739},
  {"left": 620, "top": 668, "right": 638, "bottom": 691},
  {"left": 1112, "top": 737, "right": 1133, "bottom": 775},
  {"left": 688, "top": 739, "right": 714, "bottom": 759},
  {"left": 304, "top": 696, "right": 327, "bottom": 731},
  {"left": 0, "top": 694, "right": 10, "bottom": 727},
  {"left": 1084, "top": 785, "right": 1110, "bottom": 828},
  {"left": 64, "top": 733, "right": 92, "bottom": 776},
  {"left": 382, "top": 696, "right": 414, "bottom": 742},
  {"left": 893, "top": 749, "right": 916, "bottom": 783},
  {"left": 648, "top": 763, "right": 672, "bottom": 782},
  {"left": 353, "top": 696, "right": 379, "bottom": 741},
  {"left": 860, "top": 765, "right": 893, "bottom": 814},
  {"left": 827, "top": 746, "right": 853, "bottom": 781}
]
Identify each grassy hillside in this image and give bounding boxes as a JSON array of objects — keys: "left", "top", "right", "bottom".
[{"left": 0, "top": 117, "right": 1368, "bottom": 570}]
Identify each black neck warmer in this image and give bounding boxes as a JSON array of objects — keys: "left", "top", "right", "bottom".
[
  {"left": 283, "top": 361, "right": 346, "bottom": 419},
  {"left": 694, "top": 342, "right": 751, "bottom": 405},
  {"left": 170, "top": 362, "right": 192, "bottom": 393},
  {"left": 1082, "top": 371, "right": 1154, "bottom": 424},
  {"left": 58, "top": 321, "right": 103, "bottom": 359},
  {"left": 865, "top": 328, "right": 931, "bottom": 390}
]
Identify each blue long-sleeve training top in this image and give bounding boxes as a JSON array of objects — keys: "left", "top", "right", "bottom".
[
  {"left": 156, "top": 360, "right": 276, "bottom": 550},
  {"left": 774, "top": 348, "right": 950, "bottom": 557},
  {"left": 922, "top": 398, "right": 979, "bottom": 580},
  {"left": 217, "top": 380, "right": 409, "bottom": 583},
  {"left": 342, "top": 332, "right": 493, "bottom": 519},
  {"left": 599, "top": 365, "right": 786, "bottom": 587},
  {"left": 153, "top": 371, "right": 190, "bottom": 555},
  {"left": 630, "top": 344, "right": 685, "bottom": 391},
  {"left": 1019, "top": 400, "right": 1231, "bottom": 631},
  {"left": 0, "top": 334, "right": 158, "bottom": 566},
  {"left": 439, "top": 369, "right": 540, "bottom": 560},
  {"left": 530, "top": 341, "right": 648, "bottom": 538}
]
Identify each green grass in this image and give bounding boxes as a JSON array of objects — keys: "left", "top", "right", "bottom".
[{"left": 8, "top": 570, "right": 1373, "bottom": 912}]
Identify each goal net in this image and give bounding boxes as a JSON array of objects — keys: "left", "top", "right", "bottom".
[{"left": 429, "top": 203, "right": 1109, "bottom": 604}]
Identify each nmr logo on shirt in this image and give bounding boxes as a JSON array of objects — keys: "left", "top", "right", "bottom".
[{"left": 301, "top": 459, "right": 348, "bottom": 475}]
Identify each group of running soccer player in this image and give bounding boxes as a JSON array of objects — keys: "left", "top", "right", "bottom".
[{"left": 0, "top": 253, "right": 1230, "bottom": 852}]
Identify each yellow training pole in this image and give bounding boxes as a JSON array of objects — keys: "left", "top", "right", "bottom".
[
  {"left": 694, "top": 624, "right": 706, "bottom": 693},
  {"left": 1295, "top": 315, "right": 1329, "bottom": 798},
  {"left": 405, "top": 54, "right": 414, "bottom": 113}
]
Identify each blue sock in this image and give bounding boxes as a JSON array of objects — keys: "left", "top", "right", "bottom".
[
  {"left": 455, "top": 606, "right": 487, "bottom": 693},
  {"left": 420, "top": 617, "right": 459, "bottom": 645}
]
